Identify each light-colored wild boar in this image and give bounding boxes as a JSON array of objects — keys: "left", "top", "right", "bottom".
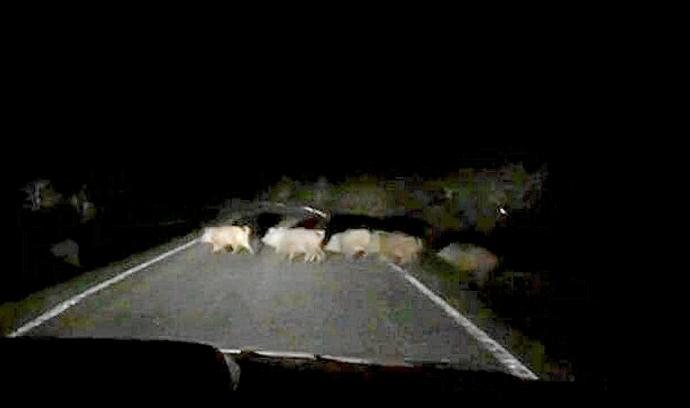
[
  {"left": 437, "top": 243, "right": 498, "bottom": 287},
  {"left": 50, "top": 239, "right": 80, "bottom": 267},
  {"left": 374, "top": 231, "right": 423, "bottom": 265},
  {"left": 201, "top": 226, "right": 254, "bottom": 254},
  {"left": 261, "top": 227, "right": 326, "bottom": 262},
  {"left": 324, "top": 229, "right": 372, "bottom": 258}
]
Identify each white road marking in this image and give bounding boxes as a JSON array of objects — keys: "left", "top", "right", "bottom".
[
  {"left": 388, "top": 263, "right": 539, "bottom": 380},
  {"left": 8, "top": 238, "right": 200, "bottom": 337}
]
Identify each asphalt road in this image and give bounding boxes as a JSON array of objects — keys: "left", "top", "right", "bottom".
[{"left": 24, "top": 238, "right": 509, "bottom": 374}]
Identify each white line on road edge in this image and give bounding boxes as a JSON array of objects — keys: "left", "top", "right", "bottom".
[
  {"left": 388, "top": 263, "right": 539, "bottom": 380},
  {"left": 7, "top": 238, "right": 201, "bottom": 338}
]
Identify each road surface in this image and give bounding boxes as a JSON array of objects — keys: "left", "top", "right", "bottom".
[{"left": 11, "top": 235, "right": 540, "bottom": 378}]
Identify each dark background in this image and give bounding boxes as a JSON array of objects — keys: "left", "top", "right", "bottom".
[{"left": 2, "top": 29, "right": 610, "bottom": 388}]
